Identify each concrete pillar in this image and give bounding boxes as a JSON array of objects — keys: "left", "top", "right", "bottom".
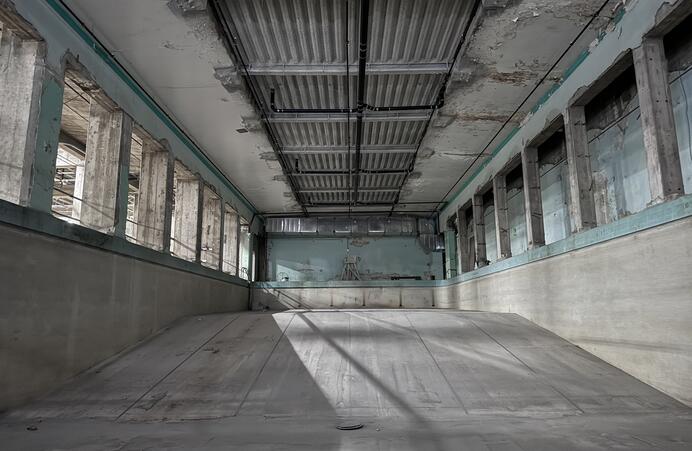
[
  {"left": 222, "top": 207, "right": 240, "bottom": 274},
  {"left": 444, "top": 229, "right": 458, "bottom": 279},
  {"left": 217, "top": 202, "right": 226, "bottom": 272},
  {"left": 522, "top": 146, "right": 545, "bottom": 248},
  {"left": 235, "top": 216, "right": 242, "bottom": 277},
  {"left": 28, "top": 73, "right": 64, "bottom": 212},
  {"left": 492, "top": 175, "right": 511, "bottom": 260},
  {"left": 136, "top": 140, "right": 174, "bottom": 251},
  {"left": 249, "top": 233, "right": 256, "bottom": 282},
  {"left": 0, "top": 28, "right": 44, "bottom": 205},
  {"left": 71, "top": 163, "right": 84, "bottom": 220},
  {"left": 172, "top": 175, "right": 202, "bottom": 262},
  {"left": 564, "top": 106, "right": 597, "bottom": 232},
  {"left": 200, "top": 186, "right": 222, "bottom": 269},
  {"left": 80, "top": 101, "right": 131, "bottom": 233},
  {"left": 633, "top": 38, "right": 685, "bottom": 203},
  {"left": 472, "top": 194, "right": 488, "bottom": 268},
  {"left": 113, "top": 116, "right": 133, "bottom": 238},
  {"left": 456, "top": 206, "right": 472, "bottom": 274}
]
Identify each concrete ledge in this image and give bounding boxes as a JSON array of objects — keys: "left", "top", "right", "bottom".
[{"left": 0, "top": 199, "right": 249, "bottom": 288}]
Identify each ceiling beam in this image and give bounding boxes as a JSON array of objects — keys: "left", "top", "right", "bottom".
[
  {"left": 290, "top": 170, "right": 408, "bottom": 176},
  {"left": 280, "top": 144, "right": 417, "bottom": 154},
  {"left": 266, "top": 111, "right": 431, "bottom": 123},
  {"left": 246, "top": 62, "right": 450, "bottom": 77},
  {"left": 298, "top": 187, "right": 400, "bottom": 193}
]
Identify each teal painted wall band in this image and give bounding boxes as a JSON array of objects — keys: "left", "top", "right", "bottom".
[
  {"left": 45, "top": 0, "right": 257, "bottom": 216},
  {"left": 0, "top": 200, "right": 250, "bottom": 289}
]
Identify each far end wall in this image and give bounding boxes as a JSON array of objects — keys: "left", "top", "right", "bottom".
[{"left": 267, "top": 236, "right": 443, "bottom": 282}]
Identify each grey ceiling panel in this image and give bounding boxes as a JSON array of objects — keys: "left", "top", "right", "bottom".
[{"left": 217, "top": 0, "right": 477, "bottom": 213}]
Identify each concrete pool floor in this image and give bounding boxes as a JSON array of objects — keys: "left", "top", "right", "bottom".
[{"left": 1, "top": 310, "right": 691, "bottom": 450}]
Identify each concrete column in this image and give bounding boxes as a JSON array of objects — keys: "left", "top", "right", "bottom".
[
  {"left": 200, "top": 187, "right": 222, "bottom": 269},
  {"left": 522, "top": 146, "right": 545, "bottom": 248},
  {"left": 249, "top": 233, "right": 256, "bottom": 282},
  {"left": 444, "top": 229, "right": 458, "bottom": 279},
  {"left": 217, "top": 202, "right": 226, "bottom": 272},
  {"left": 173, "top": 175, "right": 202, "bottom": 262},
  {"left": 71, "top": 163, "right": 84, "bottom": 220},
  {"left": 80, "top": 101, "right": 131, "bottom": 233},
  {"left": 222, "top": 207, "right": 239, "bottom": 274},
  {"left": 136, "top": 140, "right": 174, "bottom": 251},
  {"left": 113, "top": 115, "right": 133, "bottom": 238},
  {"left": 0, "top": 29, "right": 44, "bottom": 205},
  {"left": 456, "top": 207, "right": 472, "bottom": 274},
  {"left": 564, "top": 106, "right": 597, "bottom": 232},
  {"left": 235, "top": 216, "right": 242, "bottom": 277},
  {"left": 493, "top": 175, "right": 511, "bottom": 260},
  {"left": 472, "top": 194, "right": 488, "bottom": 268},
  {"left": 633, "top": 38, "right": 685, "bottom": 203}
]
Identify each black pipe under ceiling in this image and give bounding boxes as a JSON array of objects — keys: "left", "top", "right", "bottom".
[
  {"left": 353, "top": 0, "right": 369, "bottom": 206},
  {"left": 212, "top": 0, "right": 481, "bottom": 214}
]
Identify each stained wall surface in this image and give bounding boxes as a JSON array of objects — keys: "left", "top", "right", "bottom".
[
  {"left": 0, "top": 222, "right": 249, "bottom": 411},
  {"left": 267, "top": 236, "right": 443, "bottom": 282},
  {"left": 436, "top": 216, "right": 692, "bottom": 407}
]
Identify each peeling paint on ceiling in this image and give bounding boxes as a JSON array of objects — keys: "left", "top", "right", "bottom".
[{"left": 64, "top": 0, "right": 621, "bottom": 217}]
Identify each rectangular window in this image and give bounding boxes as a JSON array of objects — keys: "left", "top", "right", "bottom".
[
  {"left": 170, "top": 161, "right": 200, "bottom": 262},
  {"left": 53, "top": 66, "right": 130, "bottom": 234},
  {"left": 538, "top": 130, "right": 571, "bottom": 245},
  {"left": 52, "top": 70, "right": 90, "bottom": 223},
  {"left": 666, "top": 13, "right": 692, "bottom": 194},
  {"left": 505, "top": 166, "right": 527, "bottom": 256},
  {"left": 586, "top": 66, "right": 650, "bottom": 225}
]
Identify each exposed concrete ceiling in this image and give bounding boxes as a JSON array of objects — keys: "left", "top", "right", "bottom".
[
  {"left": 63, "top": 0, "right": 621, "bottom": 216},
  {"left": 405, "top": 0, "right": 620, "bottom": 210},
  {"left": 64, "top": 0, "right": 300, "bottom": 214}
]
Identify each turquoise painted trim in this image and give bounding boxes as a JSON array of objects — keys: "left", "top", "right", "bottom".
[
  {"left": 252, "top": 195, "right": 692, "bottom": 290},
  {"left": 0, "top": 200, "right": 250, "bottom": 288},
  {"left": 254, "top": 279, "right": 445, "bottom": 290},
  {"left": 45, "top": 0, "right": 257, "bottom": 216}
]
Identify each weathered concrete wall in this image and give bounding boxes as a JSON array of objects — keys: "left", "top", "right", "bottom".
[
  {"left": 253, "top": 285, "right": 436, "bottom": 310},
  {"left": 0, "top": 222, "right": 249, "bottom": 412},
  {"left": 267, "top": 236, "right": 443, "bottom": 282},
  {"left": 436, "top": 216, "right": 692, "bottom": 407}
]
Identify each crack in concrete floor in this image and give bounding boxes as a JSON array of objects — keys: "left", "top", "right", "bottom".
[{"left": 1, "top": 310, "right": 691, "bottom": 450}]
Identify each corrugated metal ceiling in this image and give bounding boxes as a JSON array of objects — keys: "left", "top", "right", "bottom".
[{"left": 215, "top": 0, "right": 477, "bottom": 211}]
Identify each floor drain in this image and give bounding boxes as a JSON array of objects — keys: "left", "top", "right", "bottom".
[{"left": 336, "top": 423, "right": 364, "bottom": 431}]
